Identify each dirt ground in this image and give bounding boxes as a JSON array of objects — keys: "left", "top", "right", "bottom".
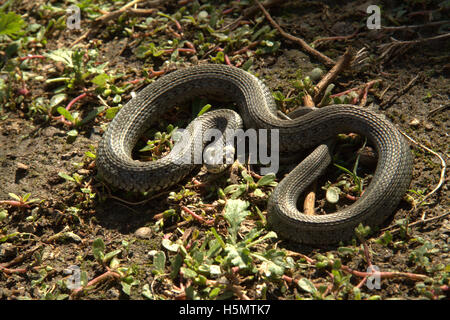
[{"left": 0, "top": 0, "right": 448, "bottom": 300}]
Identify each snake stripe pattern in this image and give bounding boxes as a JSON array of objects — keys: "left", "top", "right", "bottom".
[{"left": 97, "top": 64, "right": 413, "bottom": 245}]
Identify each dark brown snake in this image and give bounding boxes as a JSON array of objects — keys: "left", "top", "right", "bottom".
[{"left": 97, "top": 64, "right": 413, "bottom": 245}]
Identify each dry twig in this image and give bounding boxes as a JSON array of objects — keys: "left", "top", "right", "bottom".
[
  {"left": 255, "top": 0, "right": 336, "bottom": 67},
  {"left": 380, "top": 73, "right": 421, "bottom": 109},
  {"left": 313, "top": 47, "right": 354, "bottom": 103},
  {"left": 378, "top": 33, "right": 450, "bottom": 63},
  {"left": 71, "top": 0, "right": 157, "bottom": 47}
]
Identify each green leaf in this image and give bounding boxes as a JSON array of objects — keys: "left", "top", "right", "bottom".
[
  {"left": 209, "top": 286, "right": 221, "bottom": 299},
  {"left": 92, "top": 238, "right": 105, "bottom": 262},
  {"left": 67, "top": 129, "right": 78, "bottom": 137},
  {"left": 242, "top": 58, "right": 253, "bottom": 71},
  {"left": 319, "top": 83, "right": 335, "bottom": 106},
  {"left": 375, "top": 231, "right": 393, "bottom": 246},
  {"left": 80, "top": 106, "right": 105, "bottom": 126},
  {"left": 210, "top": 228, "right": 226, "bottom": 250},
  {"left": 181, "top": 267, "right": 198, "bottom": 279},
  {"left": 241, "top": 170, "right": 254, "bottom": 184},
  {"left": 326, "top": 186, "right": 340, "bottom": 204},
  {"left": 223, "top": 199, "right": 250, "bottom": 243},
  {"left": 334, "top": 163, "right": 352, "bottom": 175},
  {"left": 211, "top": 51, "right": 225, "bottom": 63},
  {"left": 253, "top": 188, "right": 265, "bottom": 197},
  {"left": 224, "top": 244, "right": 251, "bottom": 269},
  {"left": 209, "top": 265, "right": 222, "bottom": 277},
  {"left": 272, "top": 91, "right": 285, "bottom": 101},
  {"left": 0, "top": 12, "right": 25, "bottom": 37},
  {"left": 91, "top": 73, "right": 110, "bottom": 87},
  {"left": 297, "top": 278, "right": 318, "bottom": 295},
  {"left": 85, "top": 151, "right": 96, "bottom": 159},
  {"left": 162, "top": 238, "right": 180, "bottom": 252},
  {"left": 105, "top": 107, "right": 120, "bottom": 119},
  {"left": 142, "top": 284, "right": 153, "bottom": 299},
  {"left": 22, "top": 193, "right": 31, "bottom": 202},
  {"left": 103, "top": 249, "right": 121, "bottom": 263},
  {"left": 355, "top": 223, "right": 371, "bottom": 239},
  {"left": 8, "top": 193, "right": 21, "bottom": 201},
  {"left": 247, "top": 231, "right": 277, "bottom": 248},
  {"left": 113, "top": 95, "right": 121, "bottom": 104},
  {"left": 153, "top": 251, "right": 166, "bottom": 274},
  {"left": 56, "top": 107, "right": 74, "bottom": 123},
  {"left": 50, "top": 94, "right": 67, "bottom": 108},
  {"left": 109, "top": 257, "right": 120, "bottom": 269},
  {"left": 44, "top": 49, "right": 74, "bottom": 67},
  {"left": 337, "top": 246, "right": 357, "bottom": 256},
  {"left": 0, "top": 232, "right": 19, "bottom": 243},
  {"left": 257, "top": 173, "right": 277, "bottom": 186},
  {"left": 170, "top": 253, "right": 183, "bottom": 279},
  {"left": 257, "top": 249, "right": 287, "bottom": 279},
  {"left": 223, "top": 184, "right": 247, "bottom": 199},
  {"left": 121, "top": 282, "right": 132, "bottom": 296},
  {"left": 0, "top": 209, "right": 8, "bottom": 222},
  {"left": 197, "top": 103, "right": 212, "bottom": 117},
  {"left": 58, "top": 172, "right": 75, "bottom": 182}
]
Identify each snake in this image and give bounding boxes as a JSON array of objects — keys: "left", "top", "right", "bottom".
[{"left": 96, "top": 64, "right": 413, "bottom": 245}]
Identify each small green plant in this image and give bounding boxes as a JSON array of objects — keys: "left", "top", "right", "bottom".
[
  {"left": 91, "top": 238, "right": 139, "bottom": 296},
  {"left": 45, "top": 48, "right": 108, "bottom": 89},
  {"left": 224, "top": 167, "right": 277, "bottom": 199},
  {"left": 138, "top": 124, "right": 178, "bottom": 160},
  {"left": 375, "top": 231, "right": 393, "bottom": 246},
  {"left": 153, "top": 200, "right": 290, "bottom": 299},
  {"left": 58, "top": 171, "right": 84, "bottom": 185},
  {"left": 0, "top": 11, "right": 25, "bottom": 38},
  {"left": 327, "top": 138, "right": 367, "bottom": 202},
  {"left": 0, "top": 192, "right": 40, "bottom": 208},
  {"left": 409, "top": 240, "right": 439, "bottom": 270}
]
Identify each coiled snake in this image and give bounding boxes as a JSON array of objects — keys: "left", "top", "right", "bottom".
[{"left": 97, "top": 64, "right": 413, "bottom": 245}]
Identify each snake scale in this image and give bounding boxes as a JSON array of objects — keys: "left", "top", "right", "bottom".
[{"left": 97, "top": 64, "right": 413, "bottom": 245}]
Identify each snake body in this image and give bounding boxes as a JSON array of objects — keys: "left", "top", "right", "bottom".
[{"left": 97, "top": 64, "right": 413, "bottom": 245}]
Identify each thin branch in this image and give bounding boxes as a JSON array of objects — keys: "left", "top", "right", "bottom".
[
  {"left": 71, "top": 0, "right": 157, "bottom": 47},
  {"left": 181, "top": 206, "right": 215, "bottom": 226},
  {"left": 380, "top": 73, "right": 421, "bottom": 109},
  {"left": 313, "top": 47, "right": 354, "bottom": 103},
  {"left": 399, "top": 130, "right": 447, "bottom": 220},
  {"left": 0, "top": 244, "right": 42, "bottom": 269},
  {"left": 71, "top": 269, "right": 121, "bottom": 298},
  {"left": 381, "top": 20, "right": 450, "bottom": 31},
  {"left": 341, "top": 265, "right": 429, "bottom": 282},
  {"left": 255, "top": 0, "right": 336, "bottom": 67},
  {"left": 219, "top": 0, "right": 284, "bottom": 31},
  {"left": 378, "top": 33, "right": 450, "bottom": 63}
]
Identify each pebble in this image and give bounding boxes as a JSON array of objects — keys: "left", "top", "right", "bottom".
[
  {"left": 134, "top": 227, "right": 152, "bottom": 239},
  {"left": 16, "top": 162, "right": 29, "bottom": 171},
  {"left": 424, "top": 122, "right": 433, "bottom": 131},
  {"left": 308, "top": 68, "right": 324, "bottom": 82},
  {"left": 409, "top": 118, "right": 420, "bottom": 127}
]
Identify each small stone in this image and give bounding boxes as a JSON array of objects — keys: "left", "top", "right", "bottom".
[
  {"left": 17, "top": 162, "right": 29, "bottom": 170},
  {"left": 424, "top": 122, "right": 433, "bottom": 131},
  {"left": 308, "top": 68, "right": 324, "bottom": 82},
  {"left": 135, "top": 227, "right": 152, "bottom": 239},
  {"left": 77, "top": 169, "right": 90, "bottom": 175},
  {"left": 409, "top": 118, "right": 420, "bottom": 127}
]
